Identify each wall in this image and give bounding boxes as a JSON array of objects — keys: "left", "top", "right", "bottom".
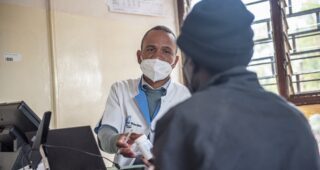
[
  {"left": 0, "top": 0, "right": 181, "bottom": 129},
  {"left": 0, "top": 0, "right": 52, "bottom": 122}
]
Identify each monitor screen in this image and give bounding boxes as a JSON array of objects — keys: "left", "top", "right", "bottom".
[{"left": 0, "top": 101, "right": 40, "bottom": 151}]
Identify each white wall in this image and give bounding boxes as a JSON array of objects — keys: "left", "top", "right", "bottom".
[{"left": 0, "top": 1, "right": 52, "bottom": 121}]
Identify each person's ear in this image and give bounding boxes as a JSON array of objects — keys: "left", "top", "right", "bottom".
[
  {"left": 137, "top": 50, "right": 142, "bottom": 64},
  {"left": 171, "top": 55, "right": 179, "bottom": 68}
]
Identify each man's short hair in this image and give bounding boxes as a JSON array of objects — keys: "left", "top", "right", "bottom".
[{"left": 140, "top": 25, "right": 176, "bottom": 50}]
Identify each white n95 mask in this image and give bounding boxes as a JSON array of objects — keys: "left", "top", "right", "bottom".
[{"left": 140, "top": 59, "right": 173, "bottom": 82}]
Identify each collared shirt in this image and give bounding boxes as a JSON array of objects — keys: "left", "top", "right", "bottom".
[{"left": 141, "top": 77, "right": 170, "bottom": 119}]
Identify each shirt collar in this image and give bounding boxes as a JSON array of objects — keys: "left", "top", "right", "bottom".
[{"left": 141, "top": 76, "right": 171, "bottom": 90}]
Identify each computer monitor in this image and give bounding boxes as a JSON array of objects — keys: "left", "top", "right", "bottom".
[
  {"left": 0, "top": 101, "right": 40, "bottom": 151},
  {"left": 45, "top": 126, "right": 106, "bottom": 170}
]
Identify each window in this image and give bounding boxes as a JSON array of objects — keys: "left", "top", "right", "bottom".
[
  {"left": 178, "top": 0, "right": 320, "bottom": 105},
  {"left": 245, "top": 0, "right": 278, "bottom": 93}
]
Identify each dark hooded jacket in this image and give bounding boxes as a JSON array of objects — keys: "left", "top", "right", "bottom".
[{"left": 154, "top": 67, "right": 320, "bottom": 170}]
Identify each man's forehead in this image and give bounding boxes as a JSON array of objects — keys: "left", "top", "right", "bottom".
[
  {"left": 144, "top": 30, "right": 175, "bottom": 41},
  {"left": 142, "top": 30, "right": 176, "bottom": 47}
]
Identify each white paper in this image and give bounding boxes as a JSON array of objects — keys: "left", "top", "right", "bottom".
[{"left": 107, "top": 0, "right": 164, "bottom": 17}]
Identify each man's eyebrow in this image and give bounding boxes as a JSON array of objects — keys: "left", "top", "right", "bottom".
[
  {"left": 162, "top": 46, "right": 173, "bottom": 50},
  {"left": 162, "top": 46, "right": 177, "bottom": 54},
  {"left": 143, "top": 45, "right": 156, "bottom": 49}
]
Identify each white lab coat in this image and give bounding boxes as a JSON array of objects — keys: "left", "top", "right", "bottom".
[{"left": 96, "top": 77, "right": 191, "bottom": 167}]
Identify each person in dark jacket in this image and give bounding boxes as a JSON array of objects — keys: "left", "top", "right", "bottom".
[{"left": 152, "top": 0, "right": 320, "bottom": 170}]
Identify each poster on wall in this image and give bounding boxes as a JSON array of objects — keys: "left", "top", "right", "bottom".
[{"left": 106, "top": 0, "right": 165, "bottom": 17}]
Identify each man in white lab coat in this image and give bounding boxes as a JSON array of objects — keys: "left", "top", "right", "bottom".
[{"left": 95, "top": 25, "right": 191, "bottom": 167}]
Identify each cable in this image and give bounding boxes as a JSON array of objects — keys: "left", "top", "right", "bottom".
[{"left": 43, "top": 144, "right": 120, "bottom": 169}]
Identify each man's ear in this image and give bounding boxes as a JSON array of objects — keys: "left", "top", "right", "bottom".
[
  {"left": 172, "top": 55, "right": 179, "bottom": 68},
  {"left": 137, "top": 50, "right": 142, "bottom": 64}
]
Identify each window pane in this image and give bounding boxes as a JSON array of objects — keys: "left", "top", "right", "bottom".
[
  {"left": 259, "top": 77, "right": 277, "bottom": 85},
  {"left": 290, "top": 51, "right": 320, "bottom": 59},
  {"left": 259, "top": 77, "right": 278, "bottom": 93},
  {"left": 287, "top": 14, "right": 317, "bottom": 34},
  {"left": 248, "top": 63, "right": 275, "bottom": 77},
  {"left": 245, "top": 0, "right": 275, "bottom": 93},
  {"left": 290, "top": 56, "right": 320, "bottom": 92},
  {"left": 250, "top": 57, "right": 274, "bottom": 65},
  {"left": 292, "top": 72, "right": 320, "bottom": 93},
  {"left": 291, "top": 0, "right": 320, "bottom": 13},
  {"left": 246, "top": 1, "right": 271, "bottom": 21},
  {"left": 263, "top": 84, "right": 279, "bottom": 94},
  {"left": 291, "top": 57, "right": 320, "bottom": 74},
  {"left": 252, "top": 42, "right": 274, "bottom": 59},
  {"left": 287, "top": 0, "right": 320, "bottom": 94},
  {"left": 295, "top": 34, "right": 320, "bottom": 52},
  {"left": 252, "top": 22, "right": 270, "bottom": 40}
]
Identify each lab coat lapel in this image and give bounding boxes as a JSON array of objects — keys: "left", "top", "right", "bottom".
[{"left": 134, "top": 82, "right": 151, "bottom": 126}]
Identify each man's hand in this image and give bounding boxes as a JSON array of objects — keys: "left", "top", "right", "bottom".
[
  {"left": 141, "top": 157, "right": 155, "bottom": 169},
  {"left": 116, "top": 132, "right": 142, "bottom": 158}
]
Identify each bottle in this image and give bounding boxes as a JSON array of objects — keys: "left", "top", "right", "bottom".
[{"left": 134, "top": 135, "right": 153, "bottom": 160}]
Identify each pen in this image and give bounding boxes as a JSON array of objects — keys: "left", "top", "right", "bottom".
[
  {"left": 124, "top": 129, "right": 133, "bottom": 143},
  {"left": 117, "top": 129, "right": 133, "bottom": 154}
]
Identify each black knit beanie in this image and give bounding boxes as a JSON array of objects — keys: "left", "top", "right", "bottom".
[{"left": 177, "top": 0, "right": 255, "bottom": 73}]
